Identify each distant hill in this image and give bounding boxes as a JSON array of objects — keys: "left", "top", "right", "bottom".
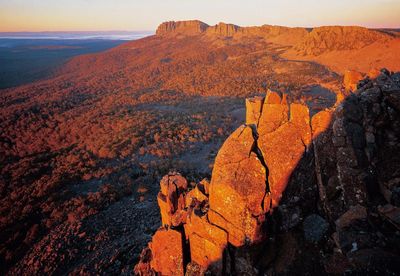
[{"left": 155, "top": 20, "right": 400, "bottom": 73}]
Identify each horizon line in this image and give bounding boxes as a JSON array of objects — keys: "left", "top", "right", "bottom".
[{"left": 1, "top": 21, "right": 399, "bottom": 33}]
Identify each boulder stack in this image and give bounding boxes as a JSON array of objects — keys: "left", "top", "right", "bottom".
[{"left": 135, "top": 69, "right": 400, "bottom": 275}]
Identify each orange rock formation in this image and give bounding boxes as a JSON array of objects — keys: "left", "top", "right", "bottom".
[
  {"left": 135, "top": 89, "right": 314, "bottom": 274},
  {"left": 135, "top": 69, "right": 400, "bottom": 275}
]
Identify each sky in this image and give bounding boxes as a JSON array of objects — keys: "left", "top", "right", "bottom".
[{"left": 0, "top": 0, "right": 399, "bottom": 32}]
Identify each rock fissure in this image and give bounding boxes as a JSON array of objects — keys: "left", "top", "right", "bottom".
[{"left": 250, "top": 127, "right": 271, "bottom": 211}]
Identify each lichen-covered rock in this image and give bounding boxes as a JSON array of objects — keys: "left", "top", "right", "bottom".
[
  {"left": 148, "top": 228, "right": 184, "bottom": 276},
  {"left": 258, "top": 90, "right": 289, "bottom": 133},
  {"left": 258, "top": 100, "right": 311, "bottom": 208},
  {"left": 209, "top": 125, "right": 268, "bottom": 246},
  {"left": 184, "top": 213, "right": 228, "bottom": 273},
  {"left": 245, "top": 96, "right": 264, "bottom": 125}
]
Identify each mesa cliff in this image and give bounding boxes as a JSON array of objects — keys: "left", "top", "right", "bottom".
[
  {"left": 155, "top": 20, "right": 400, "bottom": 73},
  {"left": 135, "top": 69, "right": 400, "bottom": 275}
]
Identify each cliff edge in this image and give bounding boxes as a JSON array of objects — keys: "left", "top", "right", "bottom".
[{"left": 135, "top": 69, "right": 400, "bottom": 275}]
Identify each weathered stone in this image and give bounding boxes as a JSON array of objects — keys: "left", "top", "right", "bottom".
[
  {"left": 332, "top": 118, "right": 347, "bottom": 137},
  {"left": 185, "top": 185, "right": 208, "bottom": 208},
  {"left": 209, "top": 125, "right": 267, "bottom": 246},
  {"left": 149, "top": 228, "right": 184, "bottom": 276},
  {"left": 246, "top": 96, "right": 265, "bottom": 125},
  {"left": 206, "top": 22, "right": 240, "bottom": 37},
  {"left": 344, "top": 70, "right": 364, "bottom": 92},
  {"left": 384, "top": 89, "right": 400, "bottom": 111},
  {"left": 156, "top": 20, "right": 209, "bottom": 36},
  {"left": 258, "top": 90, "right": 289, "bottom": 133},
  {"left": 365, "top": 132, "right": 375, "bottom": 144},
  {"left": 158, "top": 173, "right": 188, "bottom": 227},
  {"left": 134, "top": 247, "right": 155, "bottom": 275},
  {"left": 303, "top": 214, "right": 329, "bottom": 243},
  {"left": 335, "top": 204, "right": 367, "bottom": 229},
  {"left": 338, "top": 95, "right": 363, "bottom": 123},
  {"left": 311, "top": 109, "right": 333, "bottom": 139},
  {"left": 332, "top": 136, "right": 346, "bottom": 147},
  {"left": 184, "top": 213, "right": 227, "bottom": 272},
  {"left": 199, "top": 178, "right": 210, "bottom": 195},
  {"left": 160, "top": 173, "right": 188, "bottom": 195},
  {"left": 136, "top": 72, "right": 400, "bottom": 275},
  {"left": 336, "top": 147, "right": 358, "bottom": 167},
  {"left": 346, "top": 249, "right": 400, "bottom": 274},
  {"left": 378, "top": 204, "right": 400, "bottom": 230},
  {"left": 258, "top": 101, "right": 311, "bottom": 208},
  {"left": 346, "top": 122, "right": 365, "bottom": 149}
]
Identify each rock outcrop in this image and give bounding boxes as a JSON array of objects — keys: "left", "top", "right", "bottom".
[
  {"left": 156, "top": 20, "right": 209, "bottom": 36},
  {"left": 155, "top": 20, "right": 308, "bottom": 41},
  {"left": 206, "top": 23, "right": 240, "bottom": 37},
  {"left": 293, "top": 26, "right": 390, "bottom": 56},
  {"left": 135, "top": 69, "right": 400, "bottom": 275},
  {"left": 344, "top": 69, "right": 364, "bottom": 92}
]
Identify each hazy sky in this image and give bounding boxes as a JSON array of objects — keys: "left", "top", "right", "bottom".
[{"left": 1, "top": 0, "right": 399, "bottom": 32}]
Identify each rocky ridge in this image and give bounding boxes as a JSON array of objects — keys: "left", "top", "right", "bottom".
[
  {"left": 156, "top": 21, "right": 210, "bottom": 36},
  {"left": 156, "top": 20, "right": 400, "bottom": 73},
  {"left": 292, "top": 26, "right": 390, "bottom": 56},
  {"left": 135, "top": 69, "right": 400, "bottom": 275},
  {"left": 156, "top": 21, "right": 391, "bottom": 49}
]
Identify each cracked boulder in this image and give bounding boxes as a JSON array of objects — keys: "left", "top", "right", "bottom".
[
  {"left": 246, "top": 96, "right": 265, "bottom": 125},
  {"left": 184, "top": 213, "right": 228, "bottom": 273},
  {"left": 209, "top": 125, "right": 268, "bottom": 247},
  {"left": 258, "top": 100, "right": 312, "bottom": 208}
]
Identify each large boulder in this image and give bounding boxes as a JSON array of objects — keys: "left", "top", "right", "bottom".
[
  {"left": 258, "top": 99, "right": 312, "bottom": 208},
  {"left": 209, "top": 125, "right": 268, "bottom": 246},
  {"left": 148, "top": 228, "right": 184, "bottom": 276}
]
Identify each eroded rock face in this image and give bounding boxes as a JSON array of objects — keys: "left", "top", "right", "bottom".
[
  {"left": 206, "top": 22, "right": 240, "bottom": 37},
  {"left": 135, "top": 69, "right": 400, "bottom": 275},
  {"left": 209, "top": 125, "right": 267, "bottom": 246},
  {"left": 294, "top": 26, "right": 389, "bottom": 56},
  {"left": 344, "top": 69, "right": 364, "bottom": 92},
  {"left": 149, "top": 228, "right": 184, "bottom": 275},
  {"left": 156, "top": 20, "right": 209, "bottom": 36},
  {"left": 135, "top": 92, "right": 312, "bottom": 274},
  {"left": 258, "top": 100, "right": 312, "bottom": 208},
  {"left": 245, "top": 96, "right": 264, "bottom": 125},
  {"left": 158, "top": 173, "right": 188, "bottom": 227}
]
